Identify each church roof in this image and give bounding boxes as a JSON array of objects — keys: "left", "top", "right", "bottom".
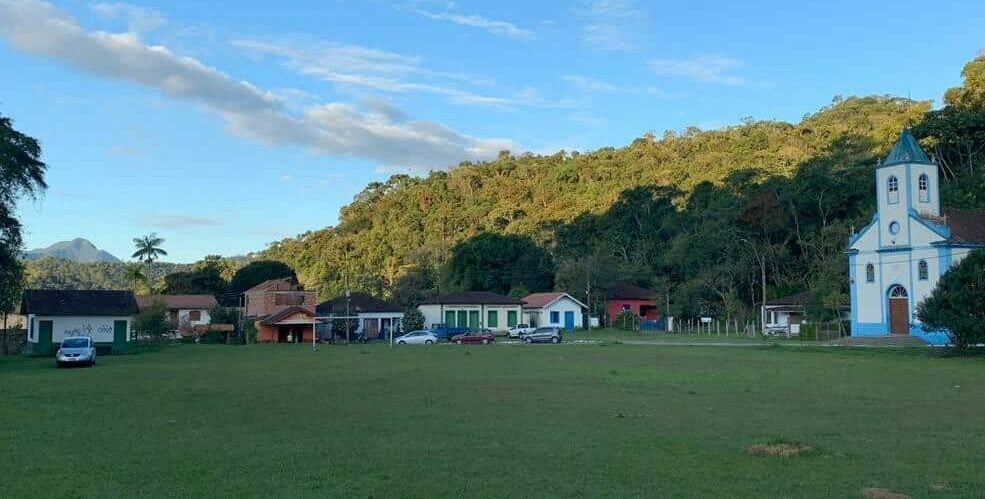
[
  {"left": 883, "top": 129, "right": 933, "bottom": 166},
  {"left": 943, "top": 209, "right": 985, "bottom": 245}
]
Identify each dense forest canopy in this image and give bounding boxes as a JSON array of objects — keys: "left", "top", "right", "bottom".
[{"left": 263, "top": 57, "right": 985, "bottom": 322}]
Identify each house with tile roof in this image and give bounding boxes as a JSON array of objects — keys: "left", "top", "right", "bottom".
[
  {"left": 847, "top": 129, "right": 985, "bottom": 344},
  {"left": 521, "top": 292, "right": 586, "bottom": 330},
  {"left": 136, "top": 294, "right": 218, "bottom": 334},
  {"left": 418, "top": 292, "right": 522, "bottom": 333},
  {"left": 20, "top": 290, "right": 139, "bottom": 355},
  {"left": 605, "top": 284, "right": 659, "bottom": 326},
  {"left": 244, "top": 278, "right": 317, "bottom": 343},
  {"left": 316, "top": 293, "right": 404, "bottom": 340}
]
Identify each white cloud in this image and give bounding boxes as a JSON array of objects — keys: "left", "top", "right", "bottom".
[
  {"left": 0, "top": 0, "right": 516, "bottom": 171},
  {"left": 648, "top": 56, "right": 746, "bottom": 85},
  {"left": 562, "top": 74, "right": 675, "bottom": 99},
  {"left": 91, "top": 2, "right": 165, "bottom": 33},
  {"left": 577, "top": 0, "right": 647, "bottom": 51},
  {"left": 139, "top": 214, "right": 222, "bottom": 229},
  {"left": 414, "top": 10, "right": 534, "bottom": 40},
  {"left": 231, "top": 38, "right": 511, "bottom": 107}
]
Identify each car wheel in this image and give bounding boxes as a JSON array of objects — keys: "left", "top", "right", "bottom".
[
  {"left": 398, "top": 340, "right": 406, "bottom": 345},
  {"left": 482, "top": 339, "right": 489, "bottom": 345},
  {"left": 425, "top": 339, "right": 434, "bottom": 345},
  {"left": 551, "top": 336, "right": 560, "bottom": 344},
  {"left": 523, "top": 337, "right": 532, "bottom": 344}
]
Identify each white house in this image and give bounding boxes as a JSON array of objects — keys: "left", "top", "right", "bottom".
[
  {"left": 521, "top": 292, "right": 586, "bottom": 330},
  {"left": 20, "top": 290, "right": 138, "bottom": 356},
  {"left": 136, "top": 294, "right": 217, "bottom": 334},
  {"left": 316, "top": 293, "right": 404, "bottom": 340},
  {"left": 418, "top": 292, "right": 522, "bottom": 333},
  {"left": 763, "top": 291, "right": 813, "bottom": 335},
  {"left": 847, "top": 129, "right": 985, "bottom": 344}
]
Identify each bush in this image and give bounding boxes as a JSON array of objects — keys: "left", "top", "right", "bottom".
[
  {"left": 199, "top": 331, "right": 226, "bottom": 344},
  {"left": 918, "top": 249, "right": 985, "bottom": 351},
  {"left": 402, "top": 308, "right": 425, "bottom": 331},
  {"left": 613, "top": 311, "right": 639, "bottom": 331},
  {"left": 132, "top": 300, "right": 175, "bottom": 344}
]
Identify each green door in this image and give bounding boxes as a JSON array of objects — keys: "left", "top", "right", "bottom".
[
  {"left": 457, "top": 311, "right": 468, "bottom": 328},
  {"left": 487, "top": 310, "right": 498, "bottom": 328},
  {"left": 113, "top": 320, "right": 128, "bottom": 354},
  {"left": 507, "top": 310, "right": 518, "bottom": 327},
  {"left": 444, "top": 310, "right": 456, "bottom": 326},
  {"left": 38, "top": 320, "right": 53, "bottom": 356},
  {"left": 469, "top": 311, "right": 480, "bottom": 329}
]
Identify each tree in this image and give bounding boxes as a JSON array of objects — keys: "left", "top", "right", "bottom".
[
  {"left": 402, "top": 308, "right": 425, "bottom": 332},
  {"left": 229, "top": 260, "right": 296, "bottom": 295},
  {"left": 1, "top": 114, "right": 47, "bottom": 353},
  {"left": 132, "top": 233, "right": 167, "bottom": 263},
  {"left": 132, "top": 299, "right": 174, "bottom": 344},
  {"left": 0, "top": 260, "right": 24, "bottom": 355},
  {"left": 441, "top": 233, "right": 554, "bottom": 295},
  {"left": 917, "top": 250, "right": 985, "bottom": 351},
  {"left": 162, "top": 256, "right": 227, "bottom": 295},
  {"left": 124, "top": 263, "right": 146, "bottom": 293}
]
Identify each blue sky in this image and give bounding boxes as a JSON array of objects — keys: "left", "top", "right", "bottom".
[{"left": 2, "top": 0, "right": 983, "bottom": 263}]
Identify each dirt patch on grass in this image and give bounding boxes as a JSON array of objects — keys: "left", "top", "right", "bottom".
[
  {"left": 745, "top": 441, "right": 813, "bottom": 458},
  {"left": 861, "top": 487, "right": 911, "bottom": 499}
]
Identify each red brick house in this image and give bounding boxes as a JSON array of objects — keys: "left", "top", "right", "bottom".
[
  {"left": 605, "top": 284, "right": 659, "bottom": 325},
  {"left": 244, "top": 278, "right": 317, "bottom": 343}
]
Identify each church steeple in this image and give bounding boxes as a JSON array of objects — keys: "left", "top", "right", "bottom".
[{"left": 883, "top": 128, "right": 933, "bottom": 166}]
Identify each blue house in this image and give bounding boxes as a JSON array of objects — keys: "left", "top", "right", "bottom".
[{"left": 846, "top": 129, "right": 985, "bottom": 344}]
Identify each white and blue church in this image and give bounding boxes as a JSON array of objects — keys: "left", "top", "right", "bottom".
[{"left": 848, "top": 129, "right": 985, "bottom": 345}]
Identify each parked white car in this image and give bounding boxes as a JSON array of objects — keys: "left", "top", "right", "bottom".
[
  {"left": 56, "top": 336, "right": 96, "bottom": 367},
  {"left": 395, "top": 330, "right": 438, "bottom": 345},
  {"left": 507, "top": 324, "right": 535, "bottom": 338}
]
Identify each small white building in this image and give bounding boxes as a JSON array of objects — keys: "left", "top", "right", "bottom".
[
  {"left": 21, "top": 290, "right": 138, "bottom": 356},
  {"left": 136, "top": 294, "right": 217, "bottom": 334},
  {"left": 418, "top": 292, "right": 522, "bottom": 333},
  {"left": 763, "top": 291, "right": 812, "bottom": 335},
  {"left": 316, "top": 293, "right": 404, "bottom": 340},
  {"left": 521, "top": 292, "right": 586, "bottom": 331}
]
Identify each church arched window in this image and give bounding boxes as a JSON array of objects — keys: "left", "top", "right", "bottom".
[
  {"left": 887, "top": 176, "right": 899, "bottom": 204},
  {"left": 865, "top": 263, "right": 875, "bottom": 283},
  {"left": 918, "top": 174, "right": 929, "bottom": 203},
  {"left": 918, "top": 260, "right": 928, "bottom": 281}
]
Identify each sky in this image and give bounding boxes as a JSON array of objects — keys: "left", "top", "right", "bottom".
[{"left": 2, "top": 0, "right": 984, "bottom": 263}]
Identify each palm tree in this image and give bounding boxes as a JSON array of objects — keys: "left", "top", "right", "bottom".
[
  {"left": 124, "top": 263, "right": 146, "bottom": 293},
  {"left": 132, "top": 233, "right": 167, "bottom": 264}
]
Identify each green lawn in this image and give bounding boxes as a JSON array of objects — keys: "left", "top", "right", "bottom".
[{"left": 2, "top": 344, "right": 983, "bottom": 498}]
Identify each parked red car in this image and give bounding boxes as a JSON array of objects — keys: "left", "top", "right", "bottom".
[{"left": 451, "top": 329, "right": 495, "bottom": 345}]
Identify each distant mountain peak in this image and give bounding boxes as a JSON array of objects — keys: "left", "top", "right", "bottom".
[{"left": 24, "top": 238, "right": 120, "bottom": 263}]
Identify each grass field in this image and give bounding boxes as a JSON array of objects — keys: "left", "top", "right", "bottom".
[{"left": 2, "top": 343, "right": 983, "bottom": 498}]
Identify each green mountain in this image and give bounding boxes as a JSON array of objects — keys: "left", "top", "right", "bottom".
[
  {"left": 24, "top": 238, "right": 119, "bottom": 263},
  {"left": 263, "top": 58, "right": 985, "bottom": 320}
]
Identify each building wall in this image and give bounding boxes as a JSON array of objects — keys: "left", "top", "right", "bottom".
[
  {"left": 25, "top": 314, "right": 132, "bottom": 355},
  {"left": 245, "top": 288, "right": 316, "bottom": 317},
  {"left": 605, "top": 299, "right": 658, "bottom": 325},
  {"left": 176, "top": 308, "right": 212, "bottom": 328},
  {"left": 524, "top": 297, "right": 584, "bottom": 329},
  {"left": 418, "top": 304, "right": 522, "bottom": 332}
]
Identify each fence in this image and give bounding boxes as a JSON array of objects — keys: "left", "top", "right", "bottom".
[{"left": 672, "top": 319, "right": 847, "bottom": 341}]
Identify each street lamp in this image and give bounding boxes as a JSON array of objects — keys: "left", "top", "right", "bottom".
[{"left": 740, "top": 238, "right": 767, "bottom": 337}]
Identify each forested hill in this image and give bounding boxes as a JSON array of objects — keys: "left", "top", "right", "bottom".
[{"left": 264, "top": 57, "right": 985, "bottom": 321}]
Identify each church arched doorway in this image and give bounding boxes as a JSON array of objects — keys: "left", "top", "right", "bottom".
[{"left": 888, "top": 285, "right": 909, "bottom": 335}]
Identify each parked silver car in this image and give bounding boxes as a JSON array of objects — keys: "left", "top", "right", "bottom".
[
  {"left": 55, "top": 336, "right": 96, "bottom": 367},
  {"left": 520, "top": 326, "right": 562, "bottom": 344}
]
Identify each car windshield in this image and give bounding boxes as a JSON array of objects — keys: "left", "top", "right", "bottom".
[{"left": 62, "top": 338, "right": 89, "bottom": 348}]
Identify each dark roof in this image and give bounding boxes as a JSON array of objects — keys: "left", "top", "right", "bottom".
[
  {"left": 765, "top": 291, "right": 814, "bottom": 307},
  {"left": 259, "top": 306, "right": 314, "bottom": 325},
  {"left": 607, "top": 284, "right": 655, "bottom": 301},
  {"left": 943, "top": 209, "right": 985, "bottom": 245},
  {"left": 245, "top": 277, "right": 300, "bottom": 293},
  {"left": 136, "top": 294, "right": 218, "bottom": 311},
  {"left": 317, "top": 292, "right": 402, "bottom": 314},
  {"left": 20, "top": 290, "right": 139, "bottom": 316},
  {"left": 883, "top": 129, "right": 933, "bottom": 166},
  {"left": 421, "top": 291, "right": 521, "bottom": 305}
]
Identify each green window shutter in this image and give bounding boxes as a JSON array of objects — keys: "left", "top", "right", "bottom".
[
  {"left": 487, "top": 310, "right": 498, "bottom": 328},
  {"left": 469, "top": 311, "right": 479, "bottom": 329},
  {"left": 507, "top": 311, "right": 518, "bottom": 327},
  {"left": 445, "top": 310, "right": 456, "bottom": 326},
  {"left": 38, "top": 320, "right": 53, "bottom": 355},
  {"left": 457, "top": 311, "right": 468, "bottom": 328}
]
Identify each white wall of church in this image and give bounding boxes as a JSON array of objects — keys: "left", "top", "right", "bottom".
[
  {"left": 909, "top": 163, "right": 940, "bottom": 217},
  {"left": 876, "top": 165, "right": 910, "bottom": 247}
]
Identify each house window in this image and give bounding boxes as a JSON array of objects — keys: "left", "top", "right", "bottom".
[
  {"left": 865, "top": 264, "right": 875, "bottom": 283},
  {"left": 550, "top": 311, "right": 560, "bottom": 324},
  {"left": 487, "top": 310, "right": 498, "bottom": 328},
  {"left": 918, "top": 174, "right": 929, "bottom": 203},
  {"left": 274, "top": 293, "right": 304, "bottom": 306},
  {"left": 188, "top": 310, "right": 202, "bottom": 321},
  {"left": 621, "top": 304, "right": 631, "bottom": 311},
  {"left": 887, "top": 176, "right": 899, "bottom": 204},
  {"left": 918, "top": 260, "right": 928, "bottom": 281},
  {"left": 507, "top": 310, "right": 518, "bottom": 327}
]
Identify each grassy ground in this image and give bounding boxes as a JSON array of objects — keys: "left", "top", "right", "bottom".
[{"left": 2, "top": 344, "right": 982, "bottom": 498}]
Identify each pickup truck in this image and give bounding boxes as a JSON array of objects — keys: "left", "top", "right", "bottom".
[
  {"left": 507, "top": 324, "right": 536, "bottom": 339},
  {"left": 429, "top": 323, "right": 469, "bottom": 342}
]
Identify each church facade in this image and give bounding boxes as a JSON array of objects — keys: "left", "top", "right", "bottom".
[{"left": 847, "top": 129, "right": 985, "bottom": 345}]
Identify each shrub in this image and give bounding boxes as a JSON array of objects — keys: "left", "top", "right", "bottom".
[
  {"left": 402, "top": 308, "right": 425, "bottom": 331},
  {"left": 918, "top": 249, "right": 985, "bottom": 351},
  {"left": 613, "top": 311, "right": 639, "bottom": 331}
]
